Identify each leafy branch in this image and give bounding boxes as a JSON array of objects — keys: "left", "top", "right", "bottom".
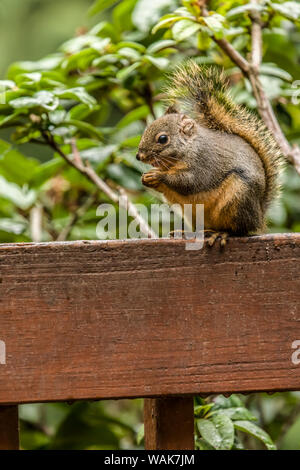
[
  {"left": 201, "top": 0, "right": 300, "bottom": 174},
  {"left": 153, "top": 0, "right": 300, "bottom": 175},
  {"left": 41, "top": 132, "right": 157, "bottom": 239}
]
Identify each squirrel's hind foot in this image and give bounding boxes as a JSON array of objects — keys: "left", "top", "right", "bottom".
[
  {"left": 169, "top": 229, "right": 229, "bottom": 248},
  {"left": 205, "top": 230, "right": 229, "bottom": 248}
]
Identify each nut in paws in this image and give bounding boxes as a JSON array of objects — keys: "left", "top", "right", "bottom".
[{"left": 142, "top": 170, "right": 162, "bottom": 188}]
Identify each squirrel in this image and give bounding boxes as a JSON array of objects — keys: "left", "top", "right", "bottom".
[{"left": 136, "top": 61, "right": 283, "bottom": 246}]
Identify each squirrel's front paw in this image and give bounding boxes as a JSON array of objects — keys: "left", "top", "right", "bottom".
[{"left": 142, "top": 170, "right": 162, "bottom": 188}]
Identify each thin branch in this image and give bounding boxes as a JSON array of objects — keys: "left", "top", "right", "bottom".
[
  {"left": 30, "top": 205, "right": 43, "bottom": 243},
  {"left": 250, "top": 0, "right": 262, "bottom": 70},
  {"left": 201, "top": 4, "right": 300, "bottom": 175},
  {"left": 42, "top": 132, "right": 157, "bottom": 239},
  {"left": 202, "top": 6, "right": 249, "bottom": 74},
  {"left": 56, "top": 192, "right": 97, "bottom": 242}
]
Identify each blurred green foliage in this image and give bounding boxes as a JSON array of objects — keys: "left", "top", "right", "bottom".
[
  {"left": 0, "top": 0, "right": 299, "bottom": 450},
  {"left": 0, "top": 0, "right": 96, "bottom": 77}
]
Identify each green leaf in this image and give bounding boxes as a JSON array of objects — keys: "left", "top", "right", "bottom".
[
  {"left": 0, "top": 113, "right": 23, "bottom": 127},
  {"left": 30, "top": 158, "right": 65, "bottom": 188},
  {"left": 49, "top": 110, "right": 67, "bottom": 125},
  {"left": 136, "top": 424, "right": 144, "bottom": 446},
  {"left": 0, "top": 148, "right": 39, "bottom": 185},
  {"left": 116, "top": 41, "right": 146, "bottom": 53},
  {"left": 215, "top": 407, "right": 256, "bottom": 422},
  {"left": 0, "top": 139, "right": 11, "bottom": 154},
  {"left": 211, "top": 414, "right": 234, "bottom": 450},
  {"left": 54, "top": 88, "right": 97, "bottom": 109},
  {"left": 61, "top": 36, "right": 110, "bottom": 54},
  {"left": 113, "top": 0, "right": 137, "bottom": 32},
  {"left": 269, "top": 2, "right": 300, "bottom": 21},
  {"left": 89, "top": 21, "right": 120, "bottom": 42},
  {"left": 0, "top": 217, "right": 27, "bottom": 235},
  {"left": 89, "top": 0, "right": 119, "bottom": 16},
  {"left": 197, "top": 419, "right": 222, "bottom": 449},
  {"left": 260, "top": 63, "right": 292, "bottom": 82},
  {"left": 10, "top": 91, "right": 59, "bottom": 111},
  {"left": 194, "top": 404, "right": 214, "bottom": 418},
  {"left": 214, "top": 394, "right": 244, "bottom": 409},
  {"left": 50, "top": 402, "right": 120, "bottom": 450},
  {"left": 20, "top": 429, "right": 51, "bottom": 450},
  {"left": 197, "top": 438, "right": 215, "bottom": 450},
  {"left": 134, "top": 0, "right": 178, "bottom": 32},
  {"left": 64, "top": 119, "right": 103, "bottom": 140},
  {"left": 152, "top": 15, "right": 189, "bottom": 35},
  {"left": 172, "top": 19, "right": 201, "bottom": 41},
  {"left": 63, "top": 48, "right": 99, "bottom": 72},
  {"left": 144, "top": 55, "right": 169, "bottom": 70},
  {"left": 234, "top": 420, "right": 276, "bottom": 450},
  {"left": 0, "top": 176, "right": 36, "bottom": 210},
  {"left": 17, "top": 72, "right": 42, "bottom": 86},
  {"left": 116, "top": 62, "right": 141, "bottom": 81},
  {"left": 117, "top": 47, "right": 141, "bottom": 61},
  {"left": 106, "top": 163, "right": 142, "bottom": 190},
  {"left": 147, "top": 40, "right": 176, "bottom": 54},
  {"left": 203, "top": 13, "right": 226, "bottom": 36},
  {"left": 226, "top": 4, "right": 264, "bottom": 19},
  {"left": 7, "top": 55, "right": 63, "bottom": 79},
  {"left": 0, "top": 89, "right": 29, "bottom": 110},
  {"left": 197, "top": 414, "right": 234, "bottom": 450},
  {"left": 120, "top": 135, "right": 141, "bottom": 148},
  {"left": 77, "top": 144, "right": 117, "bottom": 163},
  {"left": 117, "top": 105, "right": 149, "bottom": 128},
  {"left": 280, "top": 415, "right": 300, "bottom": 450},
  {"left": 0, "top": 80, "right": 15, "bottom": 90},
  {"left": 67, "top": 104, "right": 95, "bottom": 121}
]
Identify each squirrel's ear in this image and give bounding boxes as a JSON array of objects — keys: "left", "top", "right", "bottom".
[
  {"left": 180, "top": 115, "right": 196, "bottom": 136},
  {"left": 164, "top": 105, "right": 179, "bottom": 115}
]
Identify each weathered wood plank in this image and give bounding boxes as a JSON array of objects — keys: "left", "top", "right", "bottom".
[
  {"left": 0, "top": 406, "right": 19, "bottom": 450},
  {"left": 0, "top": 234, "right": 299, "bottom": 404},
  {"left": 144, "top": 397, "right": 194, "bottom": 450}
]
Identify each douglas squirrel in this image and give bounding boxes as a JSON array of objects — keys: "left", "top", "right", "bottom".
[{"left": 136, "top": 62, "right": 283, "bottom": 246}]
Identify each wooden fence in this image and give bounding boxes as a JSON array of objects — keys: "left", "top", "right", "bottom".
[{"left": 0, "top": 234, "right": 299, "bottom": 449}]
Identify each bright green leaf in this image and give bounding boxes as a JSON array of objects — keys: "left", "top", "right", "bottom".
[
  {"left": 89, "top": 0, "right": 119, "bottom": 16},
  {"left": 54, "top": 88, "right": 97, "bottom": 108},
  {"left": 269, "top": 2, "right": 300, "bottom": 21},
  {"left": 234, "top": 420, "right": 277, "bottom": 450},
  {"left": 10, "top": 91, "right": 59, "bottom": 111},
  {"left": 117, "top": 105, "right": 149, "bottom": 128},
  {"left": 172, "top": 19, "right": 201, "bottom": 41},
  {"left": 0, "top": 176, "right": 36, "bottom": 209}
]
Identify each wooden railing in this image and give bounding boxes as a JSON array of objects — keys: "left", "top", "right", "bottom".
[{"left": 0, "top": 234, "right": 299, "bottom": 449}]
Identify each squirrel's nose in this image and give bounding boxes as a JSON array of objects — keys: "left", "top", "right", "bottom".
[{"left": 136, "top": 152, "right": 146, "bottom": 161}]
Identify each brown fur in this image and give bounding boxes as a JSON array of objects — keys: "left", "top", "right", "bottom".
[
  {"left": 148, "top": 172, "right": 248, "bottom": 232},
  {"left": 137, "top": 63, "right": 283, "bottom": 236}
]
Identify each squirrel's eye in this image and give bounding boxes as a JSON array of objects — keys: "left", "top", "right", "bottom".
[{"left": 157, "top": 134, "right": 169, "bottom": 145}]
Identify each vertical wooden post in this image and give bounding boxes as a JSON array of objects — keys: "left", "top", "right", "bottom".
[
  {"left": 144, "top": 397, "right": 194, "bottom": 450},
  {"left": 0, "top": 406, "right": 19, "bottom": 450}
]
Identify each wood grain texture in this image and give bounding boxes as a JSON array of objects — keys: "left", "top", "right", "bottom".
[
  {"left": 0, "top": 234, "right": 300, "bottom": 404},
  {"left": 144, "top": 397, "right": 194, "bottom": 450},
  {"left": 0, "top": 406, "right": 19, "bottom": 449}
]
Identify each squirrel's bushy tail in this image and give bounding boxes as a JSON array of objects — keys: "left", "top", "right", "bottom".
[{"left": 166, "top": 61, "right": 283, "bottom": 208}]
